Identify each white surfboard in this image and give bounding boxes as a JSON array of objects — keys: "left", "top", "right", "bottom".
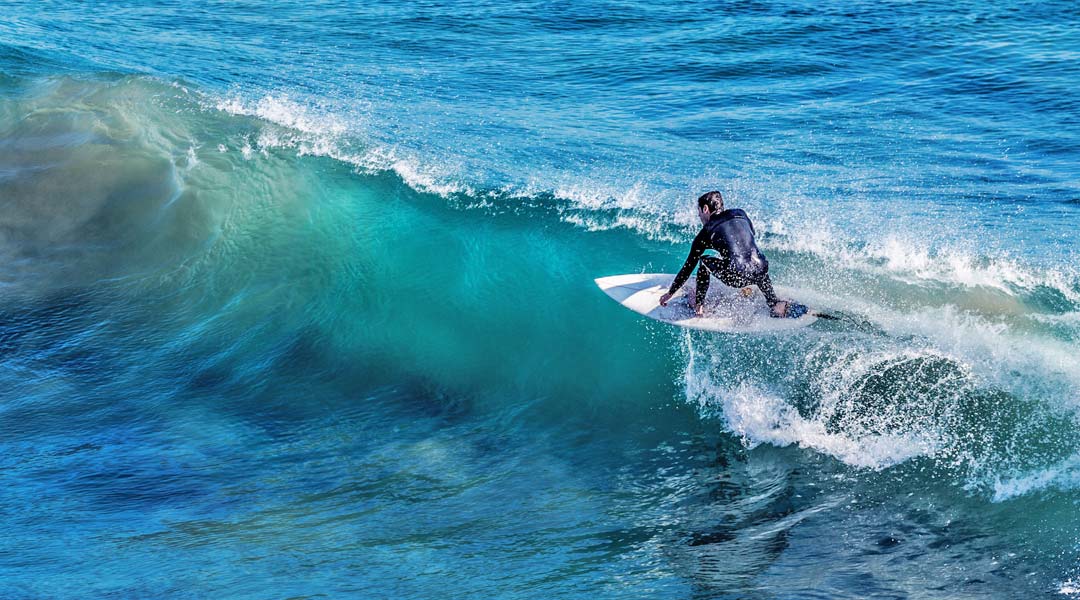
[{"left": 595, "top": 273, "right": 817, "bottom": 332}]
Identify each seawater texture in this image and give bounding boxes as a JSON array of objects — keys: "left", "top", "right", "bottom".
[{"left": 1, "top": 1, "right": 1079, "bottom": 598}]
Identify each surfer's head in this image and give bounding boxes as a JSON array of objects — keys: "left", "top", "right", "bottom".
[{"left": 697, "top": 191, "right": 724, "bottom": 224}]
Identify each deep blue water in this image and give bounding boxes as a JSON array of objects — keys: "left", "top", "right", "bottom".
[{"left": 2, "top": 1, "right": 1080, "bottom": 598}]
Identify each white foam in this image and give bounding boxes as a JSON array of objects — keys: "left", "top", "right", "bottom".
[
  {"left": 867, "top": 236, "right": 1064, "bottom": 296},
  {"left": 184, "top": 145, "right": 199, "bottom": 168},
  {"left": 683, "top": 338, "right": 940, "bottom": 469},
  {"left": 558, "top": 212, "right": 683, "bottom": 243},
  {"left": 552, "top": 181, "right": 656, "bottom": 211},
  {"left": 240, "top": 137, "right": 254, "bottom": 160},
  {"left": 765, "top": 223, "right": 1080, "bottom": 304},
  {"left": 1030, "top": 311, "right": 1080, "bottom": 325},
  {"left": 215, "top": 94, "right": 347, "bottom": 137},
  {"left": 214, "top": 93, "right": 473, "bottom": 197},
  {"left": 863, "top": 302, "right": 1080, "bottom": 399},
  {"left": 991, "top": 452, "right": 1080, "bottom": 502}
]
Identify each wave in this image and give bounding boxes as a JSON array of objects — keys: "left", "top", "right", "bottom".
[
  {"left": 4, "top": 72, "right": 1080, "bottom": 499},
  {"left": 208, "top": 87, "right": 1080, "bottom": 314}
]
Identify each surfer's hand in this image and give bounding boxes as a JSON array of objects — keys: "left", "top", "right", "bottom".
[{"left": 659, "top": 292, "right": 673, "bottom": 307}]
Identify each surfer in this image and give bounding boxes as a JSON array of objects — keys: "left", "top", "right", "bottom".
[{"left": 658, "top": 191, "right": 792, "bottom": 318}]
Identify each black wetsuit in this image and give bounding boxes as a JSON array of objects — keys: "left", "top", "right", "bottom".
[{"left": 668, "top": 208, "right": 779, "bottom": 308}]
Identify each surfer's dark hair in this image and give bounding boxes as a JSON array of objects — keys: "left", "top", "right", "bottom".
[{"left": 698, "top": 191, "right": 724, "bottom": 213}]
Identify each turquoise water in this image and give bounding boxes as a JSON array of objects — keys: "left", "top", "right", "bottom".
[{"left": 2, "top": 2, "right": 1080, "bottom": 597}]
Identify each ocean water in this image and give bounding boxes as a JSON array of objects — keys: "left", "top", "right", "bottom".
[{"left": 1, "top": 1, "right": 1079, "bottom": 597}]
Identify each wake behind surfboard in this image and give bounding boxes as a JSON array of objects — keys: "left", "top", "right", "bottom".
[{"left": 595, "top": 273, "right": 818, "bottom": 332}]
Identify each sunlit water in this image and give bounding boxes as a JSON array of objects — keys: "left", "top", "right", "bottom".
[{"left": 2, "top": 1, "right": 1079, "bottom": 597}]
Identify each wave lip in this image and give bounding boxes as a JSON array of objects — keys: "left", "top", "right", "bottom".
[
  {"left": 765, "top": 219, "right": 1080, "bottom": 306},
  {"left": 991, "top": 453, "right": 1080, "bottom": 503},
  {"left": 212, "top": 92, "right": 475, "bottom": 197}
]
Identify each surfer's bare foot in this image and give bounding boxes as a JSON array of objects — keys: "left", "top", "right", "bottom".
[
  {"left": 687, "top": 296, "right": 705, "bottom": 317},
  {"left": 770, "top": 301, "right": 789, "bottom": 318},
  {"left": 740, "top": 286, "right": 753, "bottom": 297}
]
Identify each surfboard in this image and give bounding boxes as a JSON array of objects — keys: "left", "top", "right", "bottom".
[{"left": 595, "top": 273, "right": 817, "bottom": 332}]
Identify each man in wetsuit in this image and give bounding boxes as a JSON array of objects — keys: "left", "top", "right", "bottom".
[{"left": 659, "top": 191, "right": 789, "bottom": 318}]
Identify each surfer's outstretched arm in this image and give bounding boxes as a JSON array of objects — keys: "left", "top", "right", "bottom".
[{"left": 659, "top": 229, "right": 709, "bottom": 306}]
